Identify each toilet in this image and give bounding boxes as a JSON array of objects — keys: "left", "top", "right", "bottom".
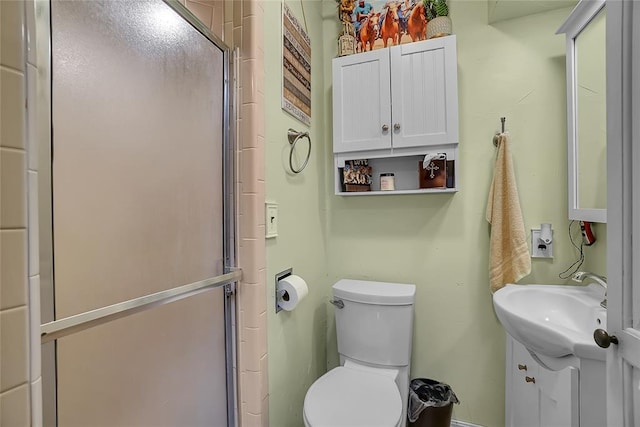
[{"left": 303, "top": 279, "right": 416, "bottom": 427}]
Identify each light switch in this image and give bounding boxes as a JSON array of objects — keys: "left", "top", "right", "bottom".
[{"left": 266, "top": 202, "right": 278, "bottom": 238}]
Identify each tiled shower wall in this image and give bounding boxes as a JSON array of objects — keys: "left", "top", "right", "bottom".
[
  {"left": 0, "top": 0, "right": 42, "bottom": 425},
  {"left": 0, "top": 0, "right": 267, "bottom": 425}
]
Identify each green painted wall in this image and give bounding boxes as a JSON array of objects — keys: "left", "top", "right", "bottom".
[
  {"left": 264, "top": 1, "right": 330, "bottom": 426},
  {"left": 265, "top": 1, "right": 608, "bottom": 426}
]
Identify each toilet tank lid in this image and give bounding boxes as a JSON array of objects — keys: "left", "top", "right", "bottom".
[{"left": 333, "top": 279, "right": 416, "bottom": 305}]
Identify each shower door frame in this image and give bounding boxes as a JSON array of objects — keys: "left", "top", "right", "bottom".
[{"left": 36, "top": 1, "right": 239, "bottom": 426}]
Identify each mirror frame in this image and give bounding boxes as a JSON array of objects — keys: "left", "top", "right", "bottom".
[{"left": 557, "top": 0, "right": 607, "bottom": 223}]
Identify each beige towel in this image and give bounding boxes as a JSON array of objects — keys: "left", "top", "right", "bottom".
[{"left": 486, "top": 133, "right": 531, "bottom": 292}]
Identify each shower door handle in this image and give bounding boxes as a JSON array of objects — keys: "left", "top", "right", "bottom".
[{"left": 330, "top": 299, "right": 344, "bottom": 309}]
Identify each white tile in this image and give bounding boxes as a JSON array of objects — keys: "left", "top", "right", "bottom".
[
  {"left": 0, "top": 148, "right": 27, "bottom": 229},
  {"left": 0, "top": 383, "right": 30, "bottom": 426},
  {"left": 27, "top": 64, "right": 38, "bottom": 171},
  {"left": 0, "top": 307, "right": 29, "bottom": 392},
  {"left": 26, "top": 0, "right": 37, "bottom": 67},
  {"left": 186, "top": 0, "right": 213, "bottom": 29},
  {"left": 31, "top": 378, "right": 43, "bottom": 427},
  {"left": 0, "top": 0, "right": 25, "bottom": 71},
  {"left": 29, "top": 276, "right": 41, "bottom": 380},
  {"left": 1, "top": 68, "right": 26, "bottom": 150},
  {"left": 28, "top": 171, "right": 39, "bottom": 276},
  {"left": 0, "top": 229, "right": 28, "bottom": 310}
]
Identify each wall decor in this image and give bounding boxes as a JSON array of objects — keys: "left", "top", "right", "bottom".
[
  {"left": 349, "top": 0, "right": 430, "bottom": 53},
  {"left": 282, "top": 3, "right": 311, "bottom": 125}
]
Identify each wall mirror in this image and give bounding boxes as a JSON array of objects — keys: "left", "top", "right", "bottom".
[{"left": 558, "top": 0, "right": 607, "bottom": 223}]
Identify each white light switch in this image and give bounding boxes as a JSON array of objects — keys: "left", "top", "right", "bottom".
[{"left": 266, "top": 202, "right": 278, "bottom": 238}]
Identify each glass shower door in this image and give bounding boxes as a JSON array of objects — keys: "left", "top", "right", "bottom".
[{"left": 45, "top": 1, "right": 233, "bottom": 425}]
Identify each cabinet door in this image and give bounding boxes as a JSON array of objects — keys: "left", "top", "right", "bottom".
[
  {"left": 506, "top": 337, "right": 540, "bottom": 427},
  {"left": 390, "top": 36, "right": 458, "bottom": 148},
  {"left": 332, "top": 49, "right": 392, "bottom": 153},
  {"left": 538, "top": 365, "right": 579, "bottom": 427}
]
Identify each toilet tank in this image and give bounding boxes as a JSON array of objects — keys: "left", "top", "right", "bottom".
[{"left": 333, "top": 279, "right": 416, "bottom": 367}]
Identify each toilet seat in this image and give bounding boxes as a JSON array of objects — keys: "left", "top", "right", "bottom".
[{"left": 303, "top": 366, "right": 402, "bottom": 427}]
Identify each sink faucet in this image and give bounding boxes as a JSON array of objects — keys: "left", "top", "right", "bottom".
[{"left": 572, "top": 271, "right": 607, "bottom": 308}]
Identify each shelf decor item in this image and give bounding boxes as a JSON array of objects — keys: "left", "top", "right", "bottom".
[
  {"left": 337, "top": 0, "right": 357, "bottom": 56},
  {"left": 419, "top": 158, "right": 447, "bottom": 189},
  {"left": 343, "top": 159, "right": 372, "bottom": 191},
  {"left": 338, "top": 22, "right": 357, "bottom": 56},
  {"left": 424, "top": 0, "right": 452, "bottom": 39}
]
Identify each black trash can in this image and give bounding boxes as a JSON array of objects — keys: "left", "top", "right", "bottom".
[{"left": 408, "top": 378, "right": 459, "bottom": 427}]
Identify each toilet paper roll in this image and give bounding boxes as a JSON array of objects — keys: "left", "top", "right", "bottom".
[{"left": 277, "top": 275, "right": 309, "bottom": 311}]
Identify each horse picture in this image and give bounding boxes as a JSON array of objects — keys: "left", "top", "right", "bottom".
[
  {"left": 407, "top": 2, "right": 427, "bottom": 42},
  {"left": 351, "top": 0, "right": 427, "bottom": 51},
  {"left": 357, "top": 14, "right": 379, "bottom": 52},
  {"left": 380, "top": 4, "right": 400, "bottom": 48}
]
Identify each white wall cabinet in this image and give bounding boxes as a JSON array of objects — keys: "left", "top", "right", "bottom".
[
  {"left": 331, "top": 36, "right": 459, "bottom": 195},
  {"left": 505, "top": 335, "right": 579, "bottom": 427}
]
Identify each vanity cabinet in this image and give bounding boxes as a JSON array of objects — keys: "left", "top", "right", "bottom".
[
  {"left": 506, "top": 335, "right": 579, "bottom": 427},
  {"left": 331, "top": 36, "right": 459, "bottom": 195}
]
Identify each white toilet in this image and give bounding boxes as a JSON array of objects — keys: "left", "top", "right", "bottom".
[{"left": 303, "top": 279, "right": 416, "bottom": 427}]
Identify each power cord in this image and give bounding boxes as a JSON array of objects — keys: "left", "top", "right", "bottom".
[{"left": 558, "top": 220, "right": 585, "bottom": 280}]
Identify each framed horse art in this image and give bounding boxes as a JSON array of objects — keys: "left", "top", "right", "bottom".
[{"left": 350, "top": 0, "right": 428, "bottom": 52}]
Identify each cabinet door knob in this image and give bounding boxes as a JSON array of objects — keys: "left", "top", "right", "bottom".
[
  {"left": 594, "top": 329, "right": 619, "bottom": 348},
  {"left": 525, "top": 376, "right": 536, "bottom": 384},
  {"left": 517, "top": 364, "right": 527, "bottom": 371},
  {"left": 394, "top": 123, "right": 401, "bottom": 130},
  {"left": 382, "top": 124, "right": 389, "bottom": 132}
]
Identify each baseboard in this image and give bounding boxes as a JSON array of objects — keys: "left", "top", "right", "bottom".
[{"left": 451, "top": 420, "right": 485, "bottom": 427}]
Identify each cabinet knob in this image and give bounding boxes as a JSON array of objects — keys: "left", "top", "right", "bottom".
[
  {"left": 517, "top": 364, "right": 527, "bottom": 371},
  {"left": 394, "top": 123, "right": 401, "bottom": 130},
  {"left": 525, "top": 376, "right": 536, "bottom": 384},
  {"left": 382, "top": 124, "right": 389, "bottom": 132},
  {"left": 594, "top": 329, "right": 619, "bottom": 348}
]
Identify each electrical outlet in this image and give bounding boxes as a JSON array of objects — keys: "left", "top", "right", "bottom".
[{"left": 531, "top": 229, "right": 553, "bottom": 258}]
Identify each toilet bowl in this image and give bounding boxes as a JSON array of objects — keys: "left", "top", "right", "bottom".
[
  {"left": 303, "top": 361, "right": 403, "bottom": 427},
  {"left": 303, "top": 279, "right": 416, "bottom": 427}
]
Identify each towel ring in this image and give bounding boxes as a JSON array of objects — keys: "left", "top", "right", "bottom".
[{"left": 287, "top": 128, "right": 311, "bottom": 174}]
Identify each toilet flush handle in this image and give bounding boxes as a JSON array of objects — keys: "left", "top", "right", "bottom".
[{"left": 330, "top": 299, "right": 344, "bottom": 309}]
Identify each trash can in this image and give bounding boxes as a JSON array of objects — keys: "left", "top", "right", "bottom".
[{"left": 408, "top": 378, "right": 459, "bottom": 427}]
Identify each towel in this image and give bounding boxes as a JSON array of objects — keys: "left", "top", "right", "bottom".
[{"left": 486, "top": 133, "right": 531, "bottom": 292}]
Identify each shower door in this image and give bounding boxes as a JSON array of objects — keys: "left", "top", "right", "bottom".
[{"left": 41, "top": 1, "right": 236, "bottom": 426}]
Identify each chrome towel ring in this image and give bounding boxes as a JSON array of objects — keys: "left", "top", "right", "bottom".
[{"left": 287, "top": 128, "right": 311, "bottom": 174}]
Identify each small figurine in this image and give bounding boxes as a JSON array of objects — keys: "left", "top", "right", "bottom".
[
  {"left": 338, "top": 0, "right": 355, "bottom": 23},
  {"left": 337, "top": 0, "right": 357, "bottom": 56}
]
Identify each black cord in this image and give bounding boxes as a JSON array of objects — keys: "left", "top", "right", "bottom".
[{"left": 559, "top": 220, "right": 585, "bottom": 280}]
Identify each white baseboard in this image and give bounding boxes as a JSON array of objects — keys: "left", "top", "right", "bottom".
[{"left": 451, "top": 420, "right": 485, "bottom": 427}]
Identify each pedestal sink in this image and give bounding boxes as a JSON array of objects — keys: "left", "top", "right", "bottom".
[
  {"left": 493, "top": 283, "right": 607, "bottom": 362},
  {"left": 493, "top": 283, "right": 608, "bottom": 427}
]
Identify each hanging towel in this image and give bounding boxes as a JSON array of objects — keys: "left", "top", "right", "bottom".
[{"left": 486, "top": 133, "right": 531, "bottom": 292}]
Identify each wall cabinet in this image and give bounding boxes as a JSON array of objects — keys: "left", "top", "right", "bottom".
[
  {"left": 331, "top": 36, "right": 459, "bottom": 195},
  {"left": 505, "top": 335, "right": 579, "bottom": 427}
]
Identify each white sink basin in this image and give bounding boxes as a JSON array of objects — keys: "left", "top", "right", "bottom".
[{"left": 493, "top": 284, "right": 607, "bottom": 361}]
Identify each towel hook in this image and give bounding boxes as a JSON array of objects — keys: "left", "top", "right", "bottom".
[
  {"left": 493, "top": 117, "right": 507, "bottom": 146},
  {"left": 287, "top": 128, "right": 311, "bottom": 174}
]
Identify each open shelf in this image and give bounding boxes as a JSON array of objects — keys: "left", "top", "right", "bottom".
[
  {"left": 334, "top": 147, "right": 458, "bottom": 196},
  {"left": 338, "top": 188, "right": 458, "bottom": 196}
]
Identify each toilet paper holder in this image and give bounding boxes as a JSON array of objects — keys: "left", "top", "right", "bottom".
[{"left": 275, "top": 268, "right": 293, "bottom": 313}]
